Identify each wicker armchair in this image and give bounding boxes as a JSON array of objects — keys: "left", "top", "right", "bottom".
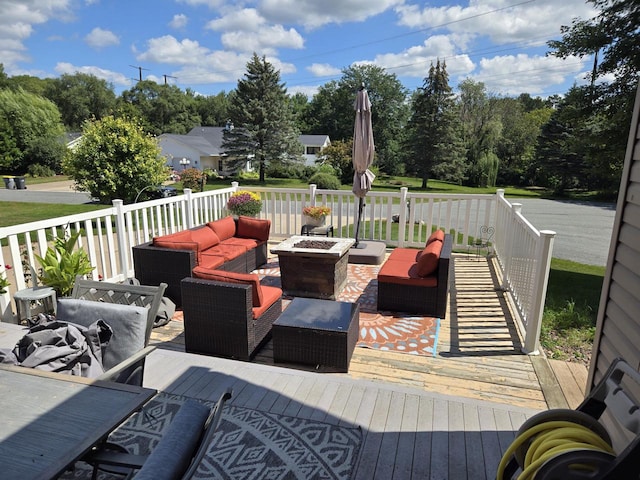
[{"left": 180, "top": 277, "right": 282, "bottom": 361}]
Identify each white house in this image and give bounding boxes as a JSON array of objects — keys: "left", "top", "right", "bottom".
[{"left": 158, "top": 128, "right": 330, "bottom": 174}]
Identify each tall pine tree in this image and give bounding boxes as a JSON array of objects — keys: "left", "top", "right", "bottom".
[
  {"left": 406, "top": 60, "right": 465, "bottom": 188},
  {"left": 222, "top": 54, "right": 302, "bottom": 182}
]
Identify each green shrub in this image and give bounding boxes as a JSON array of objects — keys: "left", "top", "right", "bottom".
[
  {"left": 28, "top": 164, "right": 56, "bottom": 177},
  {"left": 308, "top": 172, "right": 341, "bottom": 190},
  {"left": 180, "top": 167, "right": 205, "bottom": 192}
]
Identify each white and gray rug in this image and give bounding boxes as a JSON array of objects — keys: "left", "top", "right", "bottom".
[{"left": 61, "top": 392, "right": 362, "bottom": 480}]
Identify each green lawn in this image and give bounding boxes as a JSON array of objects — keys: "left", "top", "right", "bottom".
[{"left": 0, "top": 175, "right": 602, "bottom": 363}]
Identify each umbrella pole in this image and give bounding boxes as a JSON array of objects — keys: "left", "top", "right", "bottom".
[{"left": 354, "top": 197, "right": 364, "bottom": 248}]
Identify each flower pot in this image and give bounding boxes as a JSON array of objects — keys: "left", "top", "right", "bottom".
[{"left": 304, "top": 215, "right": 326, "bottom": 227}]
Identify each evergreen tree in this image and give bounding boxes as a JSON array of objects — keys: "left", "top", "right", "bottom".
[
  {"left": 406, "top": 60, "right": 465, "bottom": 188},
  {"left": 222, "top": 54, "right": 303, "bottom": 182}
]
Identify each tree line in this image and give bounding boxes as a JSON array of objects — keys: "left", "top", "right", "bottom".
[{"left": 0, "top": 0, "right": 636, "bottom": 197}]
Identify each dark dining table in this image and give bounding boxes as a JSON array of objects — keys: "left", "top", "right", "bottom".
[{"left": 0, "top": 365, "right": 156, "bottom": 480}]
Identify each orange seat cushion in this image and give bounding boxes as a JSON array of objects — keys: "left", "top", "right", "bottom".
[
  {"left": 416, "top": 238, "right": 443, "bottom": 277},
  {"left": 387, "top": 248, "right": 421, "bottom": 263},
  {"left": 220, "top": 237, "right": 259, "bottom": 249},
  {"left": 207, "top": 216, "right": 236, "bottom": 241},
  {"left": 197, "top": 254, "right": 225, "bottom": 270},
  {"left": 252, "top": 285, "right": 282, "bottom": 319},
  {"left": 378, "top": 259, "right": 438, "bottom": 287},
  {"left": 192, "top": 267, "right": 264, "bottom": 307},
  {"left": 237, "top": 216, "right": 271, "bottom": 241},
  {"left": 426, "top": 229, "right": 445, "bottom": 246},
  {"left": 204, "top": 244, "right": 247, "bottom": 261}
]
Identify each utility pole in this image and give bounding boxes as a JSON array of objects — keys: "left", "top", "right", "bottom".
[
  {"left": 129, "top": 65, "right": 149, "bottom": 82},
  {"left": 163, "top": 74, "right": 177, "bottom": 85}
]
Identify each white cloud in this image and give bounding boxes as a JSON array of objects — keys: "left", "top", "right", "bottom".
[
  {"left": 85, "top": 27, "right": 119, "bottom": 48},
  {"left": 261, "top": 0, "right": 404, "bottom": 29},
  {"left": 136, "top": 35, "right": 211, "bottom": 65},
  {"left": 55, "top": 62, "right": 132, "bottom": 87},
  {"left": 469, "top": 54, "right": 588, "bottom": 95},
  {"left": 288, "top": 84, "right": 320, "bottom": 98},
  {"left": 0, "top": 0, "right": 72, "bottom": 71},
  {"left": 307, "top": 63, "right": 341, "bottom": 77},
  {"left": 395, "top": 0, "right": 597, "bottom": 45},
  {"left": 206, "top": 8, "right": 304, "bottom": 53},
  {"left": 169, "top": 14, "right": 188, "bottom": 29}
]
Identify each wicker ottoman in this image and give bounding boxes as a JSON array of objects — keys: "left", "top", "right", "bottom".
[{"left": 272, "top": 297, "right": 359, "bottom": 372}]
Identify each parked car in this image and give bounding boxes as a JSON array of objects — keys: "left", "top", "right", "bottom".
[{"left": 149, "top": 186, "right": 178, "bottom": 199}]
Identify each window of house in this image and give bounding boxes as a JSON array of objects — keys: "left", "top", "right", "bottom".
[{"left": 306, "top": 146, "right": 321, "bottom": 155}]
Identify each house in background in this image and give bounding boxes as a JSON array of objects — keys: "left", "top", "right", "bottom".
[
  {"left": 299, "top": 134, "right": 330, "bottom": 166},
  {"left": 158, "top": 127, "right": 330, "bottom": 175}
]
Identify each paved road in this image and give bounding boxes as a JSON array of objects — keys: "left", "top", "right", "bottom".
[
  {"left": 0, "top": 180, "right": 94, "bottom": 204},
  {"left": 0, "top": 182, "right": 616, "bottom": 266},
  {"left": 511, "top": 198, "right": 615, "bottom": 267}
]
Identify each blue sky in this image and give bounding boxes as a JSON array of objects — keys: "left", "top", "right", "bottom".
[{"left": 1, "top": 0, "right": 597, "bottom": 98}]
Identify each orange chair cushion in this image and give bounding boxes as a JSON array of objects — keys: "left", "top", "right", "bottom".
[
  {"left": 207, "top": 216, "right": 236, "bottom": 241},
  {"left": 387, "top": 248, "right": 422, "bottom": 263},
  {"left": 192, "top": 266, "right": 264, "bottom": 307},
  {"left": 252, "top": 285, "right": 282, "bottom": 319},
  {"left": 416, "top": 238, "right": 443, "bottom": 277},
  {"left": 220, "top": 237, "right": 259, "bottom": 249},
  {"left": 237, "top": 216, "right": 271, "bottom": 241},
  {"left": 426, "top": 229, "right": 445, "bottom": 246},
  {"left": 204, "top": 244, "right": 247, "bottom": 261},
  {"left": 153, "top": 230, "right": 200, "bottom": 259}
]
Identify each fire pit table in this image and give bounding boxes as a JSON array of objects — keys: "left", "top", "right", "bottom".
[{"left": 270, "top": 235, "right": 355, "bottom": 300}]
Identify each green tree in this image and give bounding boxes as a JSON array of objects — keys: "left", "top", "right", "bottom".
[
  {"left": 0, "top": 88, "right": 65, "bottom": 173},
  {"left": 44, "top": 73, "right": 116, "bottom": 130},
  {"left": 306, "top": 65, "right": 409, "bottom": 175},
  {"left": 458, "top": 79, "right": 502, "bottom": 187},
  {"left": 222, "top": 53, "right": 303, "bottom": 182},
  {"left": 321, "top": 139, "right": 353, "bottom": 184},
  {"left": 119, "top": 80, "right": 201, "bottom": 135},
  {"left": 406, "top": 60, "right": 465, "bottom": 188},
  {"left": 548, "top": 0, "right": 640, "bottom": 193},
  {"left": 64, "top": 116, "right": 168, "bottom": 204},
  {"left": 194, "top": 91, "right": 229, "bottom": 126}
]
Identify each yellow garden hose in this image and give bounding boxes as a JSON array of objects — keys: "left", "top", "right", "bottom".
[{"left": 496, "top": 420, "right": 615, "bottom": 480}]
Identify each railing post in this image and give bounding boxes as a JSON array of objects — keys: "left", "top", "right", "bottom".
[
  {"left": 522, "top": 229, "right": 556, "bottom": 354},
  {"left": 309, "top": 184, "right": 317, "bottom": 206},
  {"left": 184, "top": 188, "right": 193, "bottom": 229},
  {"left": 113, "top": 199, "right": 129, "bottom": 280},
  {"left": 398, "top": 187, "right": 408, "bottom": 248}
]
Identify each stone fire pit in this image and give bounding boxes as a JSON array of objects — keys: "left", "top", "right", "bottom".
[{"left": 270, "top": 236, "right": 355, "bottom": 299}]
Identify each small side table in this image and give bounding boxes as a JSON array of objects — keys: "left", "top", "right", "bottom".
[
  {"left": 301, "top": 224, "right": 334, "bottom": 237},
  {"left": 13, "top": 286, "right": 57, "bottom": 323}
]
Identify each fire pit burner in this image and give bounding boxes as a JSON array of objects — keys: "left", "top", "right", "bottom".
[{"left": 293, "top": 239, "right": 334, "bottom": 250}]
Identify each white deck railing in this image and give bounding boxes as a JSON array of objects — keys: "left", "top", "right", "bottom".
[{"left": 0, "top": 184, "right": 554, "bottom": 353}]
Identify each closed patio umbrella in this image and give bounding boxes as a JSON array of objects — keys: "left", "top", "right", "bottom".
[{"left": 352, "top": 86, "right": 375, "bottom": 247}]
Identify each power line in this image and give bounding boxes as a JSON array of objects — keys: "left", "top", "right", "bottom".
[
  {"left": 129, "top": 65, "right": 150, "bottom": 82},
  {"left": 163, "top": 74, "right": 177, "bottom": 85}
]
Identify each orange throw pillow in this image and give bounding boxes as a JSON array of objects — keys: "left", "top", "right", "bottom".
[
  {"left": 416, "top": 238, "right": 443, "bottom": 276},
  {"left": 189, "top": 226, "right": 220, "bottom": 250},
  {"left": 192, "top": 266, "right": 263, "bottom": 307},
  {"left": 237, "top": 216, "right": 271, "bottom": 241}
]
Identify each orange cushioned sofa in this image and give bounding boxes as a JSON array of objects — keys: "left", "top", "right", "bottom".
[
  {"left": 376, "top": 230, "right": 452, "bottom": 318},
  {"left": 132, "top": 215, "right": 270, "bottom": 305}
]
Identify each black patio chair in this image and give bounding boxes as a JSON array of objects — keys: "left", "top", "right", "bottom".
[{"left": 84, "top": 389, "right": 233, "bottom": 480}]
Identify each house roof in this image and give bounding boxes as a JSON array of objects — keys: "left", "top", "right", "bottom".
[
  {"left": 299, "top": 135, "right": 329, "bottom": 147},
  {"left": 159, "top": 133, "right": 219, "bottom": 156},
  {"left": 187, "top": 127, "right": 225, "bottom": 155}
]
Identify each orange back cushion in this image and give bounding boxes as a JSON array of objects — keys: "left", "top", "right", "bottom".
[
  {"left": 189, "top": 226, "right": 220, "bottom": 250},
  {"left": 192, "top": 266, "right": 263, "bottom": 307},
  {"left": 416, "top": 238, "right": 443, "bottom": 277},
  {"left": 237, "top": 216, "right": 271, "bottom": 241},
  {"left": 426, "top": 229, "right": 445, "bottom": 246},
  {"left": 207, "top": 216, "right": 236, "bottom": 241}
]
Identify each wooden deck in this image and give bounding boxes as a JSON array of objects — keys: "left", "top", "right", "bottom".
[{"left": 142, "top": 252, "right": 588, "bottom": 479}]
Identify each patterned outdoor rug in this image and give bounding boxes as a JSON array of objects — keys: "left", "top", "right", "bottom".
[
  {"left": 256, "top": 261, "right": 440, "bottom": 357},
  {"left": 60, "top": 392, "right": 362, "bottom": 480}
]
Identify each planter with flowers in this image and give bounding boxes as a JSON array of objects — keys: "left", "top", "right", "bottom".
[
  {"left": 303, "top": 205, "right": 331, "bottom": 226},
  {"left": 226, "top": 190, "right": 263, "bottom": 217}
]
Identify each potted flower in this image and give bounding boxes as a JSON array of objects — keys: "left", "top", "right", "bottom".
[
  {"left": 303, "top": 205, "right": 331, "bottom": 226},
  {"left": 0, "top": 265, "right": 11, "bottom": 294},
  {"left": 226, "top": 190, "right": 263, "bottom": 217}
]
